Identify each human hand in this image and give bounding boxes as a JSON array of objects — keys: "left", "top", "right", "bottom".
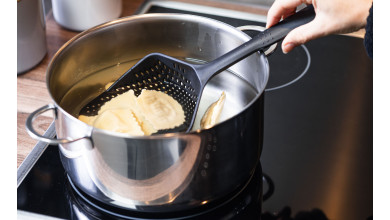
[{"left": 266, "top": 0, "right": 373, "bottom": 53}]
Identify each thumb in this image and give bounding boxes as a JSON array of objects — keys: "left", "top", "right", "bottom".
[{"left": 281, "top": 17, "right": 326, "bottom": 53}]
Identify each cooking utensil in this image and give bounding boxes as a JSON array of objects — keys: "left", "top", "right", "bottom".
[
  {"left": 26, "top": 13, "right": 273, "bottom": 212},
  {"left": 79, "top": 5, "right": 315, "bottom": 134}
]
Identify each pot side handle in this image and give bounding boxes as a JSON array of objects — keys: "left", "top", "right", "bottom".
[{"left": 26, "top": 104, "right": 88, "bottom": 144}]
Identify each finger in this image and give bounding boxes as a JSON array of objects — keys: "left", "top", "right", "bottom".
[
  {"left": 266, "top": 0, "right": 305, "bottom": 28},
  {"left": 282, "top": 10, "right": 296, "bottom": 20},
  {"left": 281, "top": 17, "right": 327, "bottom": 53}
]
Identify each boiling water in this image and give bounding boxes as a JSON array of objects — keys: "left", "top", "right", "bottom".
[{"left": 59, "top": 59, "right": 258, "bottom": 131}]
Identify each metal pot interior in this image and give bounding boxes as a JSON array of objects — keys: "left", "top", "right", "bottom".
[{"left": 48, "top": 14, "right": 269, "bottom": 131}]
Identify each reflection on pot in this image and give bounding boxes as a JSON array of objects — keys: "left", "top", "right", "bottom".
[
  {"left": 64, "top": 163, "right": 264, "bottom": 220},
  {"left": 85, "top": 134, "right": 202, "bottom": 204}
]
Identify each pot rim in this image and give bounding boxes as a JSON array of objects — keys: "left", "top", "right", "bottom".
[{"left": 46, "top": 13, "right": 270, "bottom": 139}]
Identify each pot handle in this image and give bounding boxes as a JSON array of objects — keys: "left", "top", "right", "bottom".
[
  {"left": 26, "top": 104, "right": 88, "bottom": 144},
  {"left": 236, "top": 25, "right": 278, "bottom": 56}
]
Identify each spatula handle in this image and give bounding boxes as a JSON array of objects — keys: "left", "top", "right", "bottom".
[
  {"left": 257, "top": 5, "right": 315, "bottom": 47},
  {"left": 197, "top": 5, "right": 315, "bottom": 84}
]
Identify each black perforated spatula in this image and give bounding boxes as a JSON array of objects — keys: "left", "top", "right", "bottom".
[{"left": 79, "top": 5, "right": 315, "bottom": 134}]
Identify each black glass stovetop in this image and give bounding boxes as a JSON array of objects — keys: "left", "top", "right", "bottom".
[{"left": 18, "top": 2, "right": 373, "bottom": 220}]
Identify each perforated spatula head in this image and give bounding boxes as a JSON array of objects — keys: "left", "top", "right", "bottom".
[
  {"left": 79, "top": 53, "right": 202, "bottom": 134},
  {"left": 79, "top": 5, "right": 315, "bottom": 134}
]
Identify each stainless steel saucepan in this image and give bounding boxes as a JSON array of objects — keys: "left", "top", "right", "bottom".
[{"left": 26, "top": 14, "right": 273, "bottom": 212}]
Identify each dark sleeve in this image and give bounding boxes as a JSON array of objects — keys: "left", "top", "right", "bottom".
[{"left": 364, "top": 4, "right": 373, "bottom": 59}]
